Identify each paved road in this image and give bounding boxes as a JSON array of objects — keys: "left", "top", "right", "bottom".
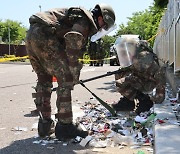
[{"left": 0, "top": 63, "right": 151, "bottom": 154}]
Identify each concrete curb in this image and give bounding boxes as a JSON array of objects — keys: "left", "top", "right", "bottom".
[
  {"left": 154, "top": 101, "right": 180, "bottom": 154},
  {"left": 154, "top": 66, "right": 180, "bottom": 154},
  {"left": 166, "top": 66, "right": 180, "bottom": 96}
]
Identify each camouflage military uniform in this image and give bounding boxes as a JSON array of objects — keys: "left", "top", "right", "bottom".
[
  {"left": 88, "top": 41, "right": 98, "bottom": 66},
  {"left": 25, "top": 7, "right": 98, "bottom": 124},
  {"left": 115, "top": 42, "right": 166, "bottom": 104},
  {"left": 96, "top": 39, "right": 104, "bottom": 66},
  {"left": 88, "top": 39, "right": 104, "bottom": 66}
]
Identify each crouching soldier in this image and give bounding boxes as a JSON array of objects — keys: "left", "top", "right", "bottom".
[{"left": 112, "top": 37, "right": 166, "bottom": 114}]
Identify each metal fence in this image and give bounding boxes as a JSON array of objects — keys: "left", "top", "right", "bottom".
[
  {"left": 153, "top": 0, "right": 180, "bottom": 73},
  {"left": 0, "top": 44, "right": 27, "bottom": 57}
]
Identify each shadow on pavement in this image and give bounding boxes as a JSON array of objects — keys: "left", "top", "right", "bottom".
[
  {"left": 97, "top": 81, "right": 117, "bottom": 93},
  {"left": 0, "top": 137, "right": 94, "bottom": 154},
  {"left": 24, "top": 109, "right": 39, "bottom": 117}
]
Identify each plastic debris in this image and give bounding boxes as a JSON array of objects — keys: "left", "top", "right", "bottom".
[
  {"left": 47, "top": 146, "right": 55, "bottom": 149},
  {"left": 30, "top": 99, "right": 155, "bottom": 151},
  {"left": 141, "top": 113, "right": 156, "bottom": 127},
  {"left": 11, "top": 126, "right": 28, "bottom": 132},
  {"left": 74, "top": 136, "right": 82, "bottom": 143},
  {"left": 169, "top": 98, "right": 178, "bottom": 103},
  {"left": 62, "top": 142, "right": 68, "bottom": 146},
  {"left": 135, "top": 116, "right": 147, "bottom": 123},
  {"left": 0, "top": 127, "right": 6, "bottom": 130},
  {"left": 31, "top": 122, "right": 38, "bottom": 130},
  {"left": 79, "top": 136, "right": 92, "bottom": 147},
  {"left": 157, "top": 119, "right": 166, "bottom": 124},
  {"left": 130, "top": 145, "right": 141, "bottom": 149},
  {"left": 89, "top": 139, "right": 107, "bottom": 148},
  {"left": 33, "top": 140, "right": 42, "bottom": 144},
  {"left": 137, "top": 150, "right": 145, "bottom": 154}
]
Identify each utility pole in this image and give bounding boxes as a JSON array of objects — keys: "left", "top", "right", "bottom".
[
  {"left": 8, "top": 24, "right": 11, "bottom": 55},
  {"left": 39, "top": 5, "right": 41, "bottom": 12}
]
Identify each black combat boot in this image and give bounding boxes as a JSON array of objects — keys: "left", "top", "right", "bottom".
[
  {"left": 89, "top": 61, "right": 93, "bottom": 66},
  {"left": 111, "top": 97, "right": 135, "bottom": 111},
  {"left": 38, "top": 118, "right": 54, "bottom": 138},
  {"left": 94, "top": 63, "right": 100, "bottom": 66},
  {"left": 55, "top": 122, "right": 88, "bottom": 140},
  {"left": 135, "top": 92, "right": 153, "bottom": 114}
]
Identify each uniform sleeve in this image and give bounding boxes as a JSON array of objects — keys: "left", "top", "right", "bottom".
[
  {"left": 64, "top": 15, "right": 90, "bottom": 51},
  {"left": 64, "top": 16, "right": 90, "bottom": 84}
]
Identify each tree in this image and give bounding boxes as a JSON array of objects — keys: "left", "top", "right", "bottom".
[
  {"left": 116, "top": 4, "right": 165, "bottom": 46},
  {"left": 0, "top": 20, "right": 27, "bottom": 44},
  {"left": 85, "top": 35, "right": 116, "bottom": 62},
  {"left": 101, "top": 35, "right": 116, "bottom": 57},
  {"left": 154, "top": 0, "right": 168, "bottom": 8}
]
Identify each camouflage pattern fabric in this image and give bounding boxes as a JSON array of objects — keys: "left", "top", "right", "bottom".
[
  {"left": 26, "top": 7, "right": 98, "bottom": 123},
  {"left": 96, "top": 39, "right": 105, "bottom": 65},
  {"left": 88, "top": 39, "right": 104, "bottom": 66},
  {"left": 115, "top": 46, "right": 166, "bottom": 104},
  {"left": 88, "top": 41, "right": 98, "bottom": 66}
]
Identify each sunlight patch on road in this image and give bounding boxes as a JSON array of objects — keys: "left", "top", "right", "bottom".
[{"left": 81, "top": 68, "right": 96, "bottom": 73}]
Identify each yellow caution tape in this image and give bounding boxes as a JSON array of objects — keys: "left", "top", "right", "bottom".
[
  {"left": 0, "top": 55, "right": 116, "bottom": 63},
  {"left": 78, "top": 56, "right": 116, "bottom": 62},
  {"left": 0, "top": 56, "right": 29, "bottom": 62},
  {"left": 0, "top": 28, "right": 166, "bottom": 63},
  {"left": 147, "top": 28, "right": 165, "bottom": 42}
]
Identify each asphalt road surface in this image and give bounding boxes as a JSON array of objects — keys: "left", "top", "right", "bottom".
[{"left": 0, "top": 63, "right": 152, "bottom": 154}]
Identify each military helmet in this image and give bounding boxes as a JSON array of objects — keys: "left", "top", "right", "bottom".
[{"left": 95, "top": 3, "right": 115, "bottom": 30}]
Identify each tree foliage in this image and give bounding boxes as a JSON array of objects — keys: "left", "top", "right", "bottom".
[
  {"left": 101, "top": 35, "right": 116, "bottom": 57},
  {"left": 0, "top": 20, "right": 27, "bottom": 45},
  {"left": 0, "top": 1, "right": 166, "bottom": 58},
  {"left": 116, "top": 5, "right": 165, "bottom": 46},
  {"left": 86, "top": 2, "right": 166, "bottom": 58},
  {"left": 154, "top": 0, "right": 168, "bottom": 8}
]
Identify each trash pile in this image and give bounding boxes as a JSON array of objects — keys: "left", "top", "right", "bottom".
[
  {"left": 9, "top": 85, "right": 179, "bottom": 153},
  {"left": 170, "top": 95, "right": 180, "bottom": 120},
  {"left": 7, "top": 83, "right": 179, "bottom": 154},
  {"left": 165, "top": 84, "right": 180, "bottom": 122},
  {"left": 74, "top": 101, "right": 155, "bottom": 150},
  {"left": 29, "top": 99, "right": 154, "bottom": 153}
]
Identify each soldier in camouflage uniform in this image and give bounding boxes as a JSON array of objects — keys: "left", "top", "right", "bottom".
[
  {"left": 88, "top": 41, "right": 97, "bottom": 66},
  {"left": 88, "top": 39, "right": 104, "bottom": 66},
  {"left": 95, "top": 39, "right": 104, "bottom": 66},
  {"left": 112, "top": 38, "right": 166, "bottom": 114},
  {"left": 25, "top": 4, "right": 115, "bottom": 140}
]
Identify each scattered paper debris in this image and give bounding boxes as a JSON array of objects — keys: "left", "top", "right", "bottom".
[
  {"left": 31, "top": 122, "right": 38, "bottom": 130},
  {"left": 11, "top": 126, "right": 28, "bottom": 132},
  {"left": 29, "top": 99, "right": 157, "bottom": 151},
  {"left": 0, "top": 127, "right": 6, "bottom": 130},
  {"left": 79, "top": 136, "right": 92, "bottom": 147}
]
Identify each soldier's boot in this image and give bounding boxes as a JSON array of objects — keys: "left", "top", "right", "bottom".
[
  {"left": 55, "top": 121, "right": 88, "bottom": 141},
  {"left": 135, "top": 92, "right": 153, "bottom": 114},
  {"left": 55, "top": 94, "right": 88, "bottom": 140},
  {"left": 95, "top": 62, "right": 100, "bottom": 66},
  {"left": 30, "top": 108, "right": 39, "bottom": 116},
  {"left": 32, "top": 92, "right": 54, "bottom": 137},
  {"left": 111, "top": 96, "right": 135, "bottom": 111},
  {"left": 89, "top": 61, "right": 93, "bottom": 66},
  {"left": 38, "top": 118, "right": 54, "bottom": 137}
]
